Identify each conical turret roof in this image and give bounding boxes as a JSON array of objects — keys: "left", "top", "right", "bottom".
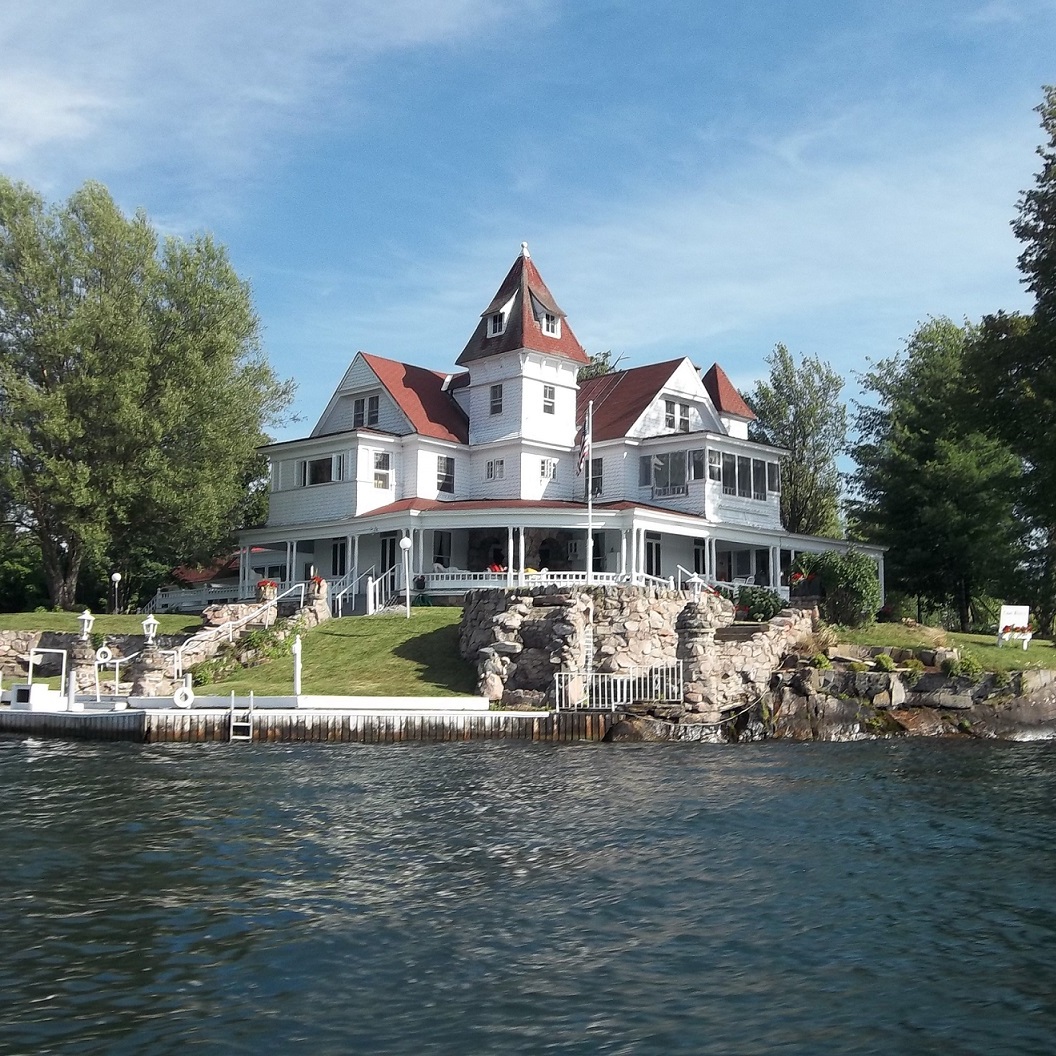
[{"left": 456, "top": 243, "right": 589, "bottom": 367}]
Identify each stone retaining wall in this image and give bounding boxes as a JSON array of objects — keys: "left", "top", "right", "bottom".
[{"left": 460, "top": 584, "right": 813, "bottom": 709}]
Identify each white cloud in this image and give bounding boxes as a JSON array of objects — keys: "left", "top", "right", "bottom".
[{"left": 0, "top": 0, "right": 528, "bottom": 183}]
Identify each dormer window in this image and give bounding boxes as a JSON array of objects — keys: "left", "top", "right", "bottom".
[
  {"left": 543, "top": 312, "right": 560, "bottom": 337},
  {"left": 488, "top": 312, "right": 506, "bottom": 337},
  {"left": 353, "top": 395, "right": 379, "bottom": 428}
]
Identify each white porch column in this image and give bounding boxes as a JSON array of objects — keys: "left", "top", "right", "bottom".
[
  {"left": 877, "top": 554, "right": 886, "bottom": 604},
  {"left": 290, "top": 541, "right": 298, "bottom": 585},
  {"left": 517, "top": 528, "right": 526, "bottom": 586},
  {"left": 506, "top": 525, "right": 514, "bottom": 586},
  {"left": 770, "top": 546, "right": 778, "bottom": 590},
  {"left": 285, "top": 541, "right": 292, "bottom": 581},
  {"left": 619, "top": 529, "right": 628, "bottom": 575},
  {"left": 353, "top": 534, "right": 360, "bottom": 578},
  {"left": 416, "top": 528, "right": 425, "bottom": 575},
  {"left": 345, "top": 534, "right": 353, "bottom": 579}
]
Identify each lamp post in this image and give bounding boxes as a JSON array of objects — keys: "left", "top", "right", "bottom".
[
  {"left": 399, "top": 535, "right": 413, "bottom": 619},
  {"left": 686, "top": 574, "right": 703, "bottom": 601},
  {"left": 110, "top": 572, "right": 122, "bottom": 614},
  {"left": 142, "top": 613, "right": 159, "bottom": 645},
  {"left": 78, "top": 609, "right": 95, "bottom": 642}
]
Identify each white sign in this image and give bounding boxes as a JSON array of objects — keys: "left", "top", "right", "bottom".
[{"left": 998, "top": 605, "right": 1030, "bottom": 630}]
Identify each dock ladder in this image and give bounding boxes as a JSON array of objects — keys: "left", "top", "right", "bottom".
[{"left": 229, "top": 691, "right": 255, "bottom": 742}]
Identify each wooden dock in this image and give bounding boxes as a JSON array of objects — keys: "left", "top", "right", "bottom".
[{"left": 0, "top": 707, "right": 618, "bottom": 744}]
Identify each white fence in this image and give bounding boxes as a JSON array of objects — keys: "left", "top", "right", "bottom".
[{"left": 553, "top": 661, "right": 683, "bottom": 711}]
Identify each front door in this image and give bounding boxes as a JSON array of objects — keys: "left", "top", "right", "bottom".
[
  {"left": 645, "top": 531, "right": 662, "bottom": 578},
  {"left": 380, "top": 533, "right": 398, "bottom": 590}
]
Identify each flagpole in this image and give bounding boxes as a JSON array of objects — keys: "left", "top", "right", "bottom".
[{"left": 586, "top": 400, "right": 594, "bottom": 585}]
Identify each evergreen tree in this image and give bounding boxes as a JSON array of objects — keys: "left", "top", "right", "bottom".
[
  {"left": 746, "top": 343, "right": 845, "bottom": 537},
  {"left": 0, "top": 177, "right": 293, "bottom": 608},
  {"left": 851, "top": 318, "right": 1021, "bottom": 631},
  {"left": 965, "top": 87, "right": 1056, "bottom": 633}
]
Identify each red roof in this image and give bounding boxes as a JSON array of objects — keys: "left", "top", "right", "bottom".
[
  {"left": 361, "top": 353, "right": 469, "bottom": 444},
  {"left": 702, "top": 363, "right": 756, "bottom": 420},
  {"left": 577, "top": 359, "right": 685, "bottom": 440},
  {"left": 457, "top": 247, "right": 589, "bottom": 366}
]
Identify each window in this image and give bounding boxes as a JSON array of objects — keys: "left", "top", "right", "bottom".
[
  {"left": 691, "top": 449, "right": 706, "bottom": 481},
  {"left": 590, "top": 456, "right": 603, "bottom": 497},
  {"left": 737, "top": 456, "right": 752, "bottom": 498},
  {"left": 679, "top": 403, "right": 690, "bottom": 432},
  {"left": 543, "top": 312, "right": 560, "bottom": 336},
  {"left": 490, "top": 384, "right": 503, "bottom": 415},
  {"left": 693, "top": 538, "right": 707, "bottom": 575},
  {"left": 540, "top": 457, "right": 558, "bottom": 481},
  {"left": 353, "top": 395, "right": 379, "bottom": 427},
  {"left": 543, "top": 384, "right": 555, "bottom": 415},
  {"left": 767, "top": 462, "right": 781, "bottom": 493},
  {"left": 665, "top": 400, "right": 676, "bottom": 429},
  {"left": 722, "top": 453, "right": 737, "bottom": 495},
  {"left": 640, "top": 451, "right": 687, "bottom": 495},
  {"left": 752, "top": 459, "right": 767, "bottom": 501},
  {"left": 331, "top": 540, "right": 347, "bottom": 577},
  {"left": 488, "top": 312, "right": 505, "bottom": 336},
  {"left": 708, "top": 449, "right": 722, "bottom": 482},
  {"left": 486, "top": 458, "right": 505, "bottom": 481},
  {"left": 437, "top": 456, "right": 455, "bottom": 494},
  {"left": 299, "top": 454, "right": 342, "bottom": 487},
  {"left": 373, "top": 451, "right": 390, "bottom": 489},
  {"left": 433, "top": 530, "right": 452, "bottom": 567}
]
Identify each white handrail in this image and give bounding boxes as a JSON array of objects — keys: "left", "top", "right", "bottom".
[
  {"left": 165, "top": 582, "right": 306, "bottom": 678},
  {"left": 333, "top": 565, "right": 375, "bottom": 617}
]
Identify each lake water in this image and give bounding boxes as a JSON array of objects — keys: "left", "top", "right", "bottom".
[{"left": 2, "top": 737, "right": 1056, "bottom": 1055}]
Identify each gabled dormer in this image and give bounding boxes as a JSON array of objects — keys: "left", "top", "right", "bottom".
[
  {"left": 702, "top": 363, "right": 756, "bottom": 439},
  {"left": 457, "top": 244, "right": 588, "bottom": 447}
]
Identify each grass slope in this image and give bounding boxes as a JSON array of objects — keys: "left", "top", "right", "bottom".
[
  {"left": 0, "top": 613, "right": 202, "bottom": 635},
  {"left": 198, "top": 609, "right": 477, "bottom": 697},
  {"left": 836, "top": 623, "right": 1056, "bottom": 673}
]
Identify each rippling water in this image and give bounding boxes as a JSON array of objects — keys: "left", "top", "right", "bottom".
[{"left": 2, "top": 738, "right": 1056, "bottom": 1055}]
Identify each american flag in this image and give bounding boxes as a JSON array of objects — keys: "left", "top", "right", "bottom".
[{"left": 576, "top": 409, "right": 592, "bottom": 475}]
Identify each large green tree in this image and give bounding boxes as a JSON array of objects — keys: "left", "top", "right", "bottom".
[
  {"left": 0, "top": 177, "right": 292, "bottom": 608},
  {"left": 962, "top": 87, "right": 1056, "bottom": 633},
  {"left": 745, "top": 343, "right": 846, "bottom": 537},
  {"left": 851, "top": 318, "right": 1021, "bottom": 631}
]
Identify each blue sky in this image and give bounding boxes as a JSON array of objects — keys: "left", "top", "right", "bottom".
[{"left": 2, "top": 0, "right": 1053, "bottom": 439}]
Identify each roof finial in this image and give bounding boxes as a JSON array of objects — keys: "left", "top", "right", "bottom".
[{"left": 520, "top": 241, "right": 530, "bottom": 259}]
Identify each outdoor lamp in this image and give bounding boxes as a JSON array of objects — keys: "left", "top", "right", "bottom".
[
  {"left": 142, "top": 613, "right": 159, "bottom": 645},
  {"left": 399, "top": 535, "right": 413, "bottom": 619},
  {"left": 110, "top": 571, "right": 122, "bottom": 613},
  {"left": 78, "top": 609, "right": 95, "bottom": 641},
  {"left": 686, "top": 574, "right": 703, "bottom": 600}
]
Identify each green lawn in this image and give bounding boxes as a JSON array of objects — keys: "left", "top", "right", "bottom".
[
  {"left": 198, "top": 608, "right": 477, "bottom": 697},
  {"left": 0, "top": 612, "right": 202, "bottom": 635},
  {"left": 836, "top": 622, "right": 1056, "bottom": 673}
]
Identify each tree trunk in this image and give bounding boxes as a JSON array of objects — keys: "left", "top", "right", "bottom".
[{"left": 38, "top": 534, "right": 83, "bottom": 610}]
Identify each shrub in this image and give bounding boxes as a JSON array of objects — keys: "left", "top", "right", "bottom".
[
  {"left": 809, "top": 652, "right": 832, "bottom": 669},
  {"left": 848, "top": 661, "right": 869, "bottom": 672},
  {"left": 941, "top": 657, "right": 963, "bottom": 678},
  {"left": 816, "top": 550, "right": 883, "bottom": 628},
  {"left": 991, "top": 669, "right": 1011, "bottom": 689},
  {"left": 873, "top": 652, "right": 896, "bottom": 672},
  {"left": 959, "top": 652, "right": 985, "bottom": 681},
  {"left": 736, "top": 586, "right": 784, "bottom": 622},
  {"left": 190, "top": 655, "right": 240, "bottom": 687},
  {"left": 902, "top": 657, "right": 925, "bottom": 680}
]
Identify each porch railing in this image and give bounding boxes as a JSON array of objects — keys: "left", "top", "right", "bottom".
[{"left": 553, "top": 662, "right": 684, "bottom": 711}]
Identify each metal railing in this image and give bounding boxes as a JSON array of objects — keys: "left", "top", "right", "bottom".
[
  {"left": 553, "top": 661, "right": 684, "bottom": 711},
  {"left": 165, "top": 582, "right": 306, "bottom": 678},
  {"left": 332, "top": 565, "right": 374, "bottom": 618}
]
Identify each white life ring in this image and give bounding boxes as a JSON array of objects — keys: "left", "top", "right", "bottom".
[
  {"left": 95, "top": 646, "right": 113, "bottom": 663},
  {"left": 173, "top": 686, "right": 195, "bottom": 709}
]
